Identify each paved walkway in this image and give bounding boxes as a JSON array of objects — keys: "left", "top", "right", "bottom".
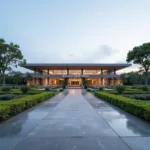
[{"left": 0, "top": 89, "right": 150, "bottom": 150}]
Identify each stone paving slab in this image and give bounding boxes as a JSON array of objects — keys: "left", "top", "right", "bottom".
[
  {"left": 28, "top": 119, "right": 83, "bottom": 138},
  {"left": 0, "top": 137, "right": 22, "bottom": 150},
  {"left": 123, "top": 137, "right": 150, "bottom": 150},
  {"left": 0, "top": 89, "right": 150, "bottom": 149}
]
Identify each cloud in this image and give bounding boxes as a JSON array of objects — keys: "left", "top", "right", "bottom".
[
  {"left": 85, "top": 45, "right": 118, "bottom": 63},
  {"left": 62, "top": 44, "right": 118, "bottom": 63}
]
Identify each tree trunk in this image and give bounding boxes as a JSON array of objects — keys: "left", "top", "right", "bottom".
[
  {"left": 2, "top": 74, "right": 5, "bottom": 87},
  {"left": 144, "top": 74, "right": 148, "bottom": 86}
]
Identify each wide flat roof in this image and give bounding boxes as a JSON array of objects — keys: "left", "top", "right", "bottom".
[{"left": 23, "top": 63, "right": 131, "bottom": 71}]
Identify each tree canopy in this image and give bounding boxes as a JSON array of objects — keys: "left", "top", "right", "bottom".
[
  {"left": 126, "top": 43, "right": 150, "bottom": 85},
  {"left": 0, "top": 38, "right": 26, "bottom": 86}
]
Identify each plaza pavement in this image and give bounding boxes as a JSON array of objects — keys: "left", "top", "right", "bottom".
[{"left": 0, "top": 89, "right": 150, "bottom": 150}]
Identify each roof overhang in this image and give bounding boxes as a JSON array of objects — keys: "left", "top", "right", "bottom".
[{"left": 23, "top": 63, "right": 131, "bottom": 71}]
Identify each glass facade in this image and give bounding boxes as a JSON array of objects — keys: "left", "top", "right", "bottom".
[{"left": 25, "top": 63, "right": 130, "bottom": 87}]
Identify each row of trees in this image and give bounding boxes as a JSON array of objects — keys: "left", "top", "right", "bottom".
[
  {"left": 126, "top": 43, "right": 150, "bottom": 85},
  {"left": 0, "top": 71, "right": 32, "bottom": 86},
  {"left": 0, "top": 38, "right": 26, "bottom": 86},
  {"left": 0, "top": 38, "right": 150, "bottom": 86},
  {"left": 120, "top": 72, "right": 150, "bottom": 85}
]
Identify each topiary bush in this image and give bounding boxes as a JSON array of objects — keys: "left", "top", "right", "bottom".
[
  {"left": 99, "top": 87, "right": 103, "bottom": 91},
  {"left": 132, "top": 86, "right": 136, "bottom": 89},
  {"left": 60, "top": 89, "right": 63, "bottom": 92},
  {"left": 63, "top": 85, "right": 66, "bottom": 89},
  {"left": 45, "top": 87, "right": 50, "bottom": 91},
  {"left": 12, "top": 86, "right": 20, "bottom": 89},
  {"left": 116, "top": 85, "right": 126, "bottom": 94},
  {"left": 142, "top": 86, "right": 148, "bottom": 91},
  {"left": 20, "top": 86, "right": 30, "bottom": 94},
  {"left": 84, "top": 85, "right": 87, "bottom": 89},
  {"left": 1, "top": 87, "right": 12, "bottom": 92}
]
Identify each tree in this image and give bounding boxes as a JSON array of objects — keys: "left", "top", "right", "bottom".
[
  {"left": 0, "top": 38, "right": 26, "bottom": 86},
  {"left": 9, "top": 71, "right": 23, "bottom": 85},
  {"left": 126, "top": 43, "right": 150, "bottom": 86},
  {"left": 23, "top": 72, "right": 33, "bottom": 84}
]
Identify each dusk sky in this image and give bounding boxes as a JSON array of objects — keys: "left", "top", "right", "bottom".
[{"left": 0, "top": 0, "right": 150, "bottom": 73}]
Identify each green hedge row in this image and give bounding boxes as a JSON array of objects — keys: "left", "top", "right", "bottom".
[
  {"left": 106, "top": 90, "right": 150, "bottom": 94},
  {"left": 0, "top": 92, "right": 55, "bottom": 121},
  {"left": 94, "top": 92, "right": 150, "bottom": 122},
  {"left": 0, "top": 90, "right": 43, "bottom": 95}
]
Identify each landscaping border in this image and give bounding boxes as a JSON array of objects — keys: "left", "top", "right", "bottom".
[
  {"left": 0, "top": 92, "right": 55, "bottom": 121},
  {"left": 94, "top": 91, "right": 150, "bottom": 122}
]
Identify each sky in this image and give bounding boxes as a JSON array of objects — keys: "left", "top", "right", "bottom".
[{"left": 0, "top": 0, "right": 150, "bottom": 73}]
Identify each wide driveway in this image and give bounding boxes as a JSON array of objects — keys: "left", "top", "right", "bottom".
[{"left": 0, "top": 89, "right": 150, "bottom": 150}]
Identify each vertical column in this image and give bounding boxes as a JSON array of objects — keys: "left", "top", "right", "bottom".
[
  {"left": 67, "top": 68, "right": 69, "bottom": 86},
  {"left": 114, "top": 69, "right": 116, "bottom": 86},
  {"left": 40, "top": 71, "right": 42, "bottom": 86},
  {"left": 81, "top": 69, "right": 83, "bottom": 87},
  {"left": 47, "top": 69, "right": 50, "bottom": 86},
  {"left": 114, "top": 78, "right": 116, "bottom": 86},
  {"left": 81, "top": 69, "right": 83, "bottom": 75},
  {"left": 101, "top": 68, "right": 103, "bottom": 86},
  {"left": 114, "top": 69, "right": 116, "bottom": 75},
  {"left": 34, "top": 69, "right": 36, "bottom": 86},
  {"left": 67, "top": 68, "right": 69, "bottom": 75}
]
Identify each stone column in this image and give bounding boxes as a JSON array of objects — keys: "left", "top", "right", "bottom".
[
  {"left": 114, "top": 78, "right": 116, "bottom": 86},
  {"left": 114, "top": 69, "right": 116, "bottom": 75},
  {"left": 81, "top": 69, "right": 83, "bottom": 87},
  {"left": 67, "top": 68, "right": 69, "bottom": 75},
  {"left": 47, "top": 69, "right": 50, "bottom": 86},
  {"left": 34, "top": 69, "right": 36, "bottom": 86},
  {"left": 101, "top": 68, "right": 103, "bottom": 86}
]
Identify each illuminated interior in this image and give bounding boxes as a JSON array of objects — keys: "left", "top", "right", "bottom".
[
  {"left": 28, "top": 68, "right": 122, "bottom": 86},
  {"left": 42, "top": 69, "right": 109, "bottom": 75}
]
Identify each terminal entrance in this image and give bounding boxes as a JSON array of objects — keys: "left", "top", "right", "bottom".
[
  {"left": 71, "top": 81, "right": 80, "bottom": 86},
  {"left": 68, "top": 78, "right": 82, "bottom": 87}
]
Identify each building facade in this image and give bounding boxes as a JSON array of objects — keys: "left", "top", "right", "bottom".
[{"left": 23, "top": 63, "right": 131, "bottom": 87}]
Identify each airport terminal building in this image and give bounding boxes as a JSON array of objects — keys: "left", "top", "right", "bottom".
[{"left": 23, "top": 63, "right": 131, "bottom": 87}]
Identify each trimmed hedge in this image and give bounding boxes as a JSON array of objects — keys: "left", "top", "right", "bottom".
[
  {"left": 95, "top": 91, "right": 150, "bottom": 122},
  {"left": 0, "top": 90, "right": 43, "bottom": 95},
  {"left": 0, "top": 92, "right": 55, "bottom": 121},
  {"left": 106, "top": 90, "right": 150, "bottom": 95}
]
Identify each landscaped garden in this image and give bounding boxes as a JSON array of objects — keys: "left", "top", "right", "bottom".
[
  {"left": 86, "top": 85, "right": 150, "bottom": 122},
  {"left": 94, "top": 89, "right": 150, "bottom": 122},
  {"left": 0, "top": 85, "right": 63, "bottom": 121}
]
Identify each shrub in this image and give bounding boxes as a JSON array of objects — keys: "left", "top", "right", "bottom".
[
  {"left": 116, "top": 85, "right": 126, "bottom": 94},
  {"left": 99, "top": 87, "right": 103, "bottom": 91},
  {"left": 0, "top": 92, "right": 55, "bottom": 121},
  {"left": 63, "top": 85, "right": 66, "bottom": 89},
  {"left": 95, "top": 91, "right": 150, "bottom": 122},
  {"left": 132, "top": 86, "right": 136, "bottom": 89},
  {"left": 84, "top": 85, "right": 87, "bottom": 89},
  {"left": 0, "top": 94, "right": 24, "bottom": 100},
  {"left": 1, "top": 87, "right": 12, "bottom": 92},
  {"left": 60, "top": 89, "right": 63, "bottom": 92},
  {"left": 123, "top": 94, "right": 150, "bottom": 100},
  {"left": 142, "top": 86, "right": 148, "bottom": 91},
  {"left": 45, "top": 87, "right": 50, "bottom": 91},
  {"left": 0, "top": 106, "right": 11, "bottom": 120},
  {"left": 20, "top": 86, "right": 30, "bottom": 94},
  {"left": 12, "top": 86, "right": 19, "bottom": 89}
]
